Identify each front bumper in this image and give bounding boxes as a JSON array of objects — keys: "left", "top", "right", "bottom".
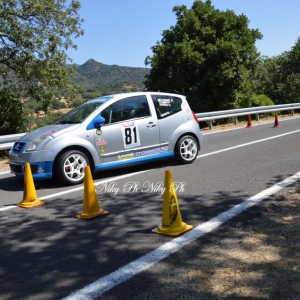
[{"left": 10, "top": 161, "right": 54, "bottom": 180}]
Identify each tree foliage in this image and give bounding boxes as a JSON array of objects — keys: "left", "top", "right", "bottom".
[
  {"left": 255, "top": 38, "right": 300, "bottom": 104},
  {"left": 144, "top": 0, "right": 262, "bottom": 112},
  {"left": 0, "top": 0, "right": 84, "bottom": 125},
  {"left": 0, "top": 88, "right": 24, "bottom": 135}
]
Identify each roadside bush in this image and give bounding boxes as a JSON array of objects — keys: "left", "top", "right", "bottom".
[
  {"left": 251, "top": 94, "right": 275, "bottom": 117},
  {"left": 36, "top": 112, "right": 64, "bottom": 128},
  {"left": 252, "top": 94, "right": 274, "bottom": 107},
  {"left": 0, "top": 150, "right": 9, "bottom": 159},
  {"left": 51, "top": 99, "right": 66, "bottom": 110}
]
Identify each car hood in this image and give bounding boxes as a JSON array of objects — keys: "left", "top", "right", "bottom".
[{"left": 21, "top": 124, "right": 80, "bottom": 141}]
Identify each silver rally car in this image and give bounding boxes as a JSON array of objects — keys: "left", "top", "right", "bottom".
[{"left": 9, "top": 92, "right": 203, "bottom": 185}]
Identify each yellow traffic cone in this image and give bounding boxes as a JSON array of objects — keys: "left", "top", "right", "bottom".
[
  {"left": 153, "top": 169, "right": 193, "bottom": 236},
  {"left": 17, "top": 163, "right": 45, "bottom": 208},
  {"left": 77, "top": 166, "right": 109, "bottom": 219}
]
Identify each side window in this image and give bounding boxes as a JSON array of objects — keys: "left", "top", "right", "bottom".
[
  {"left": 101, "top": 95, "right": 150, "bottom": 124},
  {"left": 151, "top": 95, "right": 182, "bottom": 119}
]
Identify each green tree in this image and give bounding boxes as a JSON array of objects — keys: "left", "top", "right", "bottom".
[
  {"left": 144, "top": 0, "right": 262, "bottom": 112},
  {"left": 0, "top": 88, "right": 24, "bottom": 135},
  {"left": 276, "top": 39, "right": 300, "bottom": 104},
  {"left": 255, "top": 38, "right": 300, "bottom": 104},
  {"left": 253, "top": 56, "right": 278, "bottom": 101},
  {"left": 0, "top": 0, "right": 84, "bottom": 133}
]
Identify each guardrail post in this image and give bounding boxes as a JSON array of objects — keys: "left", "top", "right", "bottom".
[
  {"left": 291, "top": 109, "right": 294, "bottom": 116},
  {"left": 208, "top": 120, "right": 212, "bottom": 130},
  {"left": 234, "top": 117, "right": 238, "bottom": 125},
  {"left": 256, "top": 114, "right": 259, "bottom": 121}
]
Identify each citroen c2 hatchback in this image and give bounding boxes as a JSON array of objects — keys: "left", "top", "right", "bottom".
[{"left": 9, "top": 92, "right": 203, "bottom": 185}]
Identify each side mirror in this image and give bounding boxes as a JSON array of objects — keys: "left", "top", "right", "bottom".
[
  {"left": 86, "top": 113, "right": 105, "bottom": 130},
  {"left": 93, "top": 114, "right": 105, "bottom": 129}
]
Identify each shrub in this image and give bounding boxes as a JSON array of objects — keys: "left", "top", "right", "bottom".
[
  {"left": 251, "top": 94, "right": 275, "bottom": 117},
  {"left": 36, "top": 112, "right": 64, "bottom": 128}
]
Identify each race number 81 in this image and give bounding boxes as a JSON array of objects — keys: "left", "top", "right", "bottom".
[
  {"left": 125, "top": 127, "right": 137, "bottom": 145},
  {"left": 122, "top": 123, "right": 140, "bottom": 149}
]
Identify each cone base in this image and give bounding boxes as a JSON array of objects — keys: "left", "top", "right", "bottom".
[
  {"left": 152, "top": 222, "right": 193, "bottom": 236},
  {"left": 273, "top": 125, "right": 280, "bottom": 128},
  {"left": 17, "top": 199, "right": 45, "bottom": 208},
  {"left": 76, "top": 209, "right": 109, "bottom": 219}
]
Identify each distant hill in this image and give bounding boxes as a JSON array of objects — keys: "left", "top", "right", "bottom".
[{"left": 73, "top": 59, "right": 150, "bottom": 99}]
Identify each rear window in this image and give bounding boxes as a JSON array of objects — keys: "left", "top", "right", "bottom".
[{"left": 151, "top": 95, "right": 182, "bottom": 119}]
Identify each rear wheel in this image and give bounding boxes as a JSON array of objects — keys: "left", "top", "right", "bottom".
[
  {"left": 175, "top": 135, "right": 199, "bottom": 164},
  {"left": 55, "top": 150, "right": 89, "bottom": 185}
]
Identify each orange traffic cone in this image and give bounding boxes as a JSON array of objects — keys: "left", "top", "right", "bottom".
[
  {"left": 246, "top": 115, "right": 253, "bottom": 128},
  {"left": 17, "top": 163, "right": 45, "bottom": 208},
  {"left": 273, "top": 113, "right": 280, "bottom": 128},
  {"left": 77, "top": 166, "right": 109, "bottom": 219},
  {"left": 153, "top": 170, "right": 193, "bottom": 236}
]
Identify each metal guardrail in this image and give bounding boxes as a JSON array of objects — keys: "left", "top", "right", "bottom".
[
  {"left": 196, "top": 103, "right": 300, "bottom": 130},
  {"left": 0, "top": 133, "right": 26, "bottom": 151},
  {"left": 1, "top": 103, "right": 300, "bottom": 151}
]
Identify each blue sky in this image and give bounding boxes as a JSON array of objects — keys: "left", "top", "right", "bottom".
[{"left": 66, "top": 0, "right": 300, "bottom": 68}]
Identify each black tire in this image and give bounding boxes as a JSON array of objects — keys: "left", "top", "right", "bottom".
[
  {"left": 55, "top": 150, "right": 89, "bottom": 185},
  {"left": 175, "top": 135, "right": 199, "bottom": 164}
]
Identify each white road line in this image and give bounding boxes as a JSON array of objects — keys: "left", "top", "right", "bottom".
[
  {"left": 0, "top": 170, "right": 10, "bottom": 175},
  {"left": 0, "top": 170, "right": 149, "bottom": 212},
  {"left": 62, "top": 170, "right": 300, "bottom": 300},
  {"left": 40, "top": 170, "right": 149, "bottom": 200},
  {"left": 198, "top": 129, "right": 300, "bottom": 158},
  {"left": 0, "top": 205, "right": 16, "bottom": 211}
]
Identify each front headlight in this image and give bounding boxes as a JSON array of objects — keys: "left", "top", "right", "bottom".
[{"left": 26, "top": 135, "right": 53, "bottom": 151}]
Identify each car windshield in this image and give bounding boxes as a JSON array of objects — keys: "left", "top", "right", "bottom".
[{"left": 55, "top": 97, "right": 113, "bottom": 124}]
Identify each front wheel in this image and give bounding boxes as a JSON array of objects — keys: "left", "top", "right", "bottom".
[
  {"left": 175, "top": 135, "right": 199, "bottom": 164},
  {"left": 55, "top": 150, "right": 89, "bottom": 185}
]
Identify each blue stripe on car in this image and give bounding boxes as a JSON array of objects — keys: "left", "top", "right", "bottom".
[{"left": 95, "top": 151, "right": 174, "bottom": 171}]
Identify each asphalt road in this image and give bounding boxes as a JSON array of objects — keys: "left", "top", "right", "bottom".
[{"left": 0, "top": 117, "right": 300, "bottom": 300}]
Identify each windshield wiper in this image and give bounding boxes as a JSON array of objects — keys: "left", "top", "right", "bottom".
[{"left": 55, "top": 120, "right": 80, "bottom": 124}]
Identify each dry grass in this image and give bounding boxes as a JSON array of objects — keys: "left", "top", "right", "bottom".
[{"left": 0, "top": 159, "right": 9, "bottom": 171}]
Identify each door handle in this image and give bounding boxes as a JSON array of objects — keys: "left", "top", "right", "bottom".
[{"left": 147, "top": 122, "right": 157, "bottom": 128}]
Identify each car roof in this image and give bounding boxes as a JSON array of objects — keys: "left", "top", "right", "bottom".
[{"left": 87, "top": 92, "right": 185, "bottom": 106}]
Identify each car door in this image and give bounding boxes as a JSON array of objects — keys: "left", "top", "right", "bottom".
[
  {"left": 93, "top": 95, "right": 160, "bottom": 170},
  {"left": 151, "top": 94, "right": 184, "bottom": 143}
]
